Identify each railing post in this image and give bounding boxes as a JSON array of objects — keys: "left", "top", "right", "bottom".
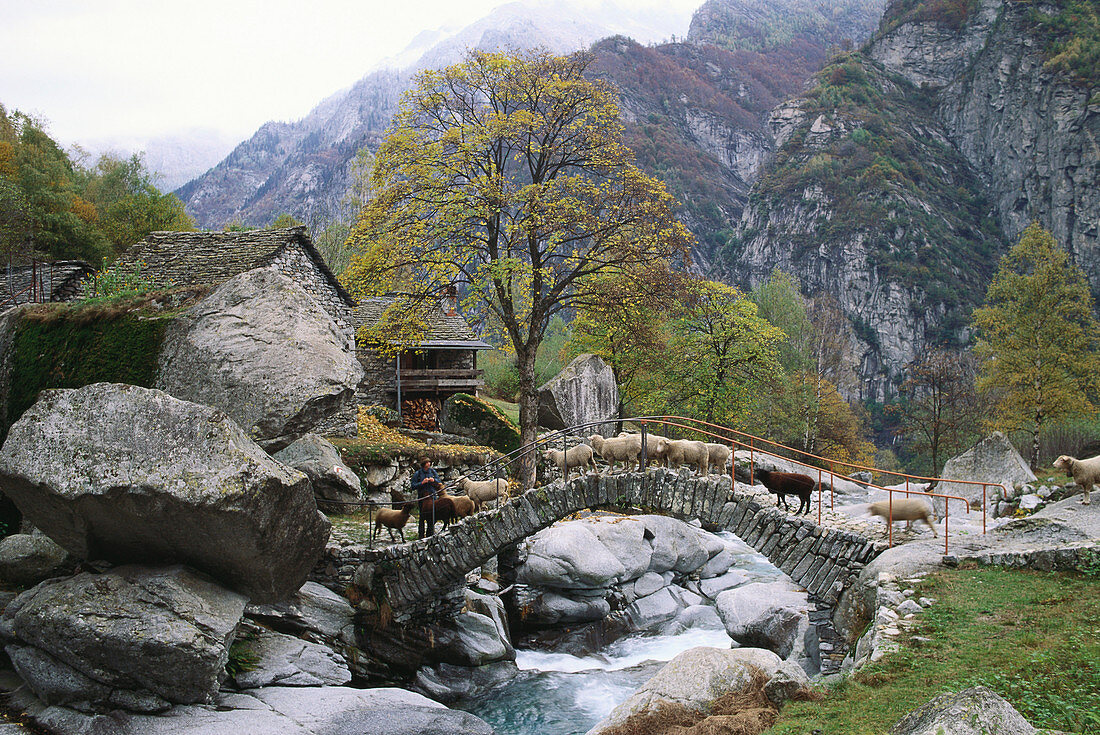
[
  {"left": 983, "top": 484, "right": 988, "bottom": 535},
  {"left": 641, "top": 421, "right": 648, "bottom": 472},
  {"left": 817, "top": 468, "right": 822, "bottom": 523},
  {"left": 829, "top": 470, "right": 835, "bottom": 510},
  {"left": 888, "top": 490, "right": 893, "bottom": 548},
  {"left": 749, "top": 438, "right": 755, "bottom": 486},
  {"left": 944, "top": 499, "right": 949, "bottom": 555}
]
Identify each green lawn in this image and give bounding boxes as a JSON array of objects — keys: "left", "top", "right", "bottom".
[{"left": 768, "top": 566, "right": 1100, "bottom": 734}]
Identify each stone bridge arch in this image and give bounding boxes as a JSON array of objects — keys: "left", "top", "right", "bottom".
[{"left": 354, "top": 468, "right": 881, "bottom": 625}]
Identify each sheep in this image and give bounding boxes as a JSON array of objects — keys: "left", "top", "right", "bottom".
[
  {"left": 588, "top": 433, "right": 645, "bottom": 473},
  {"left": 704, "top": 443, "right": 732, "bottom": 475},
  {"left": 756, "top": 468, "right": 814, "bottom": 515},
  {"left": 664, "top": 439, "right": 709, "bottom": 475},
  {"left": 374, "top": 501, "right": 416, "bottom": 543},
  {"left": 1053, "top": 454, "right": 1099, "bottom": 505},
  {"left": 456, "top": 476, "right": 510, "bottom": 511},
  {"left": 439, "top": 488, "right": 476, "bottom": 519},
  {"left": 868, "top": 498, "right": 938, "bottom": 536},
  {"left": 417, "top": 495, "right": 458, "bottom": 538},
  {"left": 542, "top": 444, "right": 597, "bottom": 479}
]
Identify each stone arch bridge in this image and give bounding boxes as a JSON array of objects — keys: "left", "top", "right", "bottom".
[{"left": 352, "top": 468, "right": 881, "bottom": 623}]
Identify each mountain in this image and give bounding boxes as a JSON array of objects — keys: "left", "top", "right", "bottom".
[
  {"left": 176, "top": 0, "right": 697, "bottom": 228},
  {"left": 729, "top": 0, "right": 1099, "bottom": 401}
]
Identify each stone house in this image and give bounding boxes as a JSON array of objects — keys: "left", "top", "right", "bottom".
[
  {"left": 352, "top": 294, "right": 491, "bottom": 426},
  {"left": 0, "top": 260, "right": 93, "bottom": 309},
  {"left": 114, "top": 227, "right": 356, "bottom": 337}
]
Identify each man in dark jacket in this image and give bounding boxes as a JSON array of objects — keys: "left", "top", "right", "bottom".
[{"left": 411, "top": 458, "right": 442, "bottom": 500}]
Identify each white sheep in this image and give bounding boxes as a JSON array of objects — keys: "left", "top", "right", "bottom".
[
  {"left": 456, "top": 476, "right": 510, "bottom": 511},
  {"left": 665, "top": 439, "right": 709, "bottom": 474},
  {"left": 1053, "top": 454, "right": 1099, "bottom": 505},
  {"left": 542, "top": 444, "right": 597, "bottom": 479},
  {"left": 704, "top": 442, "right": 731, "bottom": 475},
  {"left": 588, "top": 433, "right": 645, "bottom": 473},
  {"left": 868, "top": 498, "right": 937, "bottom": 536}
]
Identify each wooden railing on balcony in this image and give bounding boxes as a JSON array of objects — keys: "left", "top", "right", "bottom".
[{"left": 398, "top": 368, "right": 484, "bottom": 391}]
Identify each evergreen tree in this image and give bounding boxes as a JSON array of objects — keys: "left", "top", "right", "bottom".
[{"left": 972, "top": 223, "right": 1100, "bottom": 468}]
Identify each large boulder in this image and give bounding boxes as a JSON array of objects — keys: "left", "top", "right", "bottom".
[
  {"left": 935, "top": 432, "right": 1037, "bottom": 519},
  {"left": 156, "top": 268, "right": 363, "bottom": 451},
  {"left": 586, "top": 646, "right": 797, "bottom": 734},
  {"left": 0, "top": 382, "right": 330, "bottom": 602},
  {"left": 438, "top": 393, "right": 521, "bottom": 453},
  {"left": 890, "top": 686, "right": 1037, "bottom": 735},
  {"left": 537, "top": 353, "right": 619, "bottom": 436},
  {"left": 0, "top": 565, "right": 246, "bottom": 710},
  {"left": 273, "top": 434, "right": 362, "bottom": 511},
  {"left": 229, "top": 626, "right": 351, "bottom": 689},
  {"left": 715, "top": 581, "right": 811, "bottom": 659},
  {"left": 244, "top": 581, "right": 356, "bottom": 643},
  {"left": 0, "top": 533, "right": 72, "bottom": 587},
  {"left": 15, "top": 685, "right": 495, "bottom": 735}
]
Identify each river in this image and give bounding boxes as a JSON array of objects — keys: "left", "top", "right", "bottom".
[{"left": 457, "top": 532, "right": 790, "bottom": 735}]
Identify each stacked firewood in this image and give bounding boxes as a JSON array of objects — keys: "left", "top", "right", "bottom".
[{"left": 401, "top": 398, "right": 440, "bottom": 430}]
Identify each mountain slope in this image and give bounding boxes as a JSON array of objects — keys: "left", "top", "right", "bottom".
[
  {"left": 869, "top": 0, "right": 1100, "bottom": 297},
  {"left": 729, "top": 54, "right": 1000, "bottom": 400}
]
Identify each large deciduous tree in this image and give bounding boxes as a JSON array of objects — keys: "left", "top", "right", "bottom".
[
  {"left": 344, "top": 50, "right": 692, "bottom": 484},
  {"left": 972, "top": 222, "right": 1100, "bottom": 468}
]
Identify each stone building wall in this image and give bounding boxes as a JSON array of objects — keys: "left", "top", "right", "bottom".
[
  {"left": 355, "top": 347, "right": 398, "bottom": 408},
  {"left": 266, "top": 245, "right": 355, "bottom": 343}
]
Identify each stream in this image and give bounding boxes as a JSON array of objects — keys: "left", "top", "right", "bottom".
[{"left": 457, "top": 532, "right": 790, "bottom": 735}]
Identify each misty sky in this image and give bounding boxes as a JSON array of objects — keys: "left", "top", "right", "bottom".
[{"left": 2, "top": 0, "right": 698, "bottom": 149}]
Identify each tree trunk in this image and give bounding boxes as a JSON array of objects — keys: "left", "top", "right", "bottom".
[{"left": 516, "top": 346, "right": 540, "bottom": 489}]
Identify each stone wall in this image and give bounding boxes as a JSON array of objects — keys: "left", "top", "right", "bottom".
[
  {"left": 266, "top": 245, "right": 355, "bottom": 344},
  {"left": 355, "top": 348, "right": 397, "bottom": 408},
  {"left": 943, "top": 542, "right": 1099, "bottom": 572}
]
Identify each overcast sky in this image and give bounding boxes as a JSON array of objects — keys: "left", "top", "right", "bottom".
[{"left": 2, "top": 0, "right": 697, "bottom": 149}]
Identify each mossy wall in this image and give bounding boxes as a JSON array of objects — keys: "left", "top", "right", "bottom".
[{"left": 4, "top": 312, "right": 170, "bottom": 440}]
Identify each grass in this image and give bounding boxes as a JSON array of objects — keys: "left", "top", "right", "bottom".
[
  {"left": 767, "top": 567, "right": 1100, "bottom": 734},
  {"left": 483, "top": 397, "right": 520, "bottom": 426}
]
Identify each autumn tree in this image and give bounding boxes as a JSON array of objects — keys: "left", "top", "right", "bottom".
[
  {"left": 972, "top": 222, "right": 1100, "bottom": 468},
  {"left": 344, "top": 50, "right": 692, "bottom": 483},
  {"left": 568, "top": 263, "right": 688, "bottom": 417},
  {"left": 891, "top": 348, "right": 983, "bottom": 475},
  {"left": 667, "top": 280, "right": 784, "bottom": 426}
]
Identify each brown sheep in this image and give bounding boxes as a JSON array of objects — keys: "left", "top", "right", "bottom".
[
  {"left": 1053, "top": 454, "right": 1099, "bottom": 505},
  {"left": 756, "top": 468, "right": 814, "bottom": 515},
  {"left": 374, "top": 501, "right": 415, "bottom": 543},
  {"left": 418, "top": 495, "right": 458, "bottom": 538},
  {"left": 440, "top": 488, "right": 476, "bottom": 519},
  {"left": 868, "top": 498, "right": 938, "bottom": 536}
]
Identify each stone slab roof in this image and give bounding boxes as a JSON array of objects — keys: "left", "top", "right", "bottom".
[
  {"left": 116, "top": 226, "right": 355, "bottom": 307},
  {"left": 351, "top": 297, "right": 490, "bottom": 349},
  {"left": 0, "top": 260, "right": 93, "bottom": 306}
]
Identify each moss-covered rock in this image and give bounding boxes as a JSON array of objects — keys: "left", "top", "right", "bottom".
[{"left": 439, "top": 393, "right": 521, "bottom": 454}]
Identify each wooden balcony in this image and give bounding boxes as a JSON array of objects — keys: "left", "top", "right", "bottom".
[{"left": 398, "top": 368, "right": 484, "bottom": 392}]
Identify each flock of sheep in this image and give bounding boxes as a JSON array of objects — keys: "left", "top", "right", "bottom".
[
  {"left": 542, "top": 432, "right": 731, "bottom": 478},
  {"left": 373, "top": 434, "right": 1100, "bottom": 546}
]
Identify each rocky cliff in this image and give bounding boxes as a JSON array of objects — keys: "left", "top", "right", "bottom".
[
  {"left": 731, "top": 0, "right": 1099, "bottom": 399},
  {"left": 869, "top": 0, "right": 1100, "bottom": 297},
  {"left": 728, "top": 55, "right": 999, "bottom": 401}
]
